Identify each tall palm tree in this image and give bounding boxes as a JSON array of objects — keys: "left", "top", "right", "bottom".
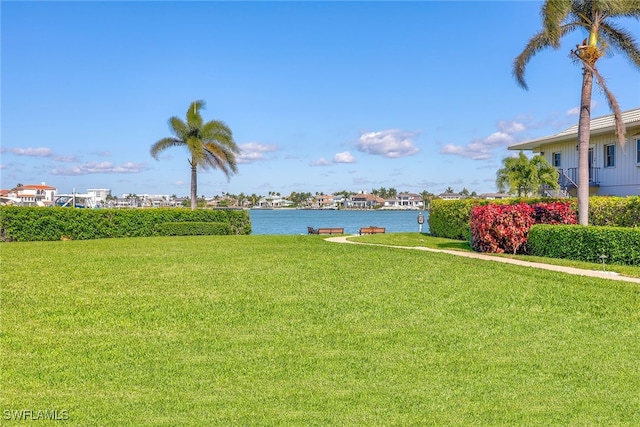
[
  {"left": 496, "top": 152, "right": 559, "bottom": 197},
  {"left": 513, "top": 0, "right": 640, "bottom": 225},
  {"left": 151, "top": 100, "right": 240, "bottom": 210}
]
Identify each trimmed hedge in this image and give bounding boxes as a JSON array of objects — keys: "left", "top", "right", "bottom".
[
  {"left": 0, "top": 207, "right": 251, "bottom": 242},
  {"left": 589, "top": 196, "right": 640, "bottom": 227},
  {"left": 428, "top": 199, "right": 478, "bottom": 240},
  {"left": 428, "top": 197, "right": 575, "bottom": 241},
  {"left": 528, "top": 224, "right": 640, "bottom": 266},
  {"left": 158, "top": 222, "right": 231, "bottom": 236},
  {"left": 429, "top": 196, "right": 638, "bottom": 240}
]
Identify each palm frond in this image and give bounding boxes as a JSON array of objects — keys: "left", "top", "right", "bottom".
[
  {"left": 150, "top": 137, "right": 183, "bottom": 159},
  {"left": 202, "top": 145, "right": 238, "bottom": 179},
  {"left": 592, "top": 67, "right": 626, "bottom": 148},
  {"left": 201, "top": 120, "right": 233, "bottom": 141},
  {"left": 186, "top": 135, "right": 206, "bottom": 164},
  {"left": 513, "top": 31, "right": 553, "bottom": 90},
  {"left": 542, "top": 0, "right": 573, "bottom": 46},
  {"left": 168, "top": 116, "right": 188, "bottom": 139},
  {"left": 597, "top": 0, "right": 640, "bottom": 16},
  {"left": 514, "top": 21, "right": 582, "bottom": 90},
  {"left": 599, "top": 22, "right": 640, "bottom": 68},
  {"left": 186, "top": 100, "right": 205, "bottom": 130}
]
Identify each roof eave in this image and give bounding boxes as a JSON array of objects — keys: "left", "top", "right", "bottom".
[{"left": 507, "top": 123, "right": 638, "bottom": 151}]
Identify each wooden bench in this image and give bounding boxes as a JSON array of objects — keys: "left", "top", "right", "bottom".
[
  {"left": 317, "top": 228, "right": 344, "bottom": 235},
  {"left": 359, "top": 226, "right": 386, "bottom": 235}
]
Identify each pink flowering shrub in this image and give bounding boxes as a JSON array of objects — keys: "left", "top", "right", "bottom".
[{"left": 470, "top": 201, "right": 576, "bottom": 254}]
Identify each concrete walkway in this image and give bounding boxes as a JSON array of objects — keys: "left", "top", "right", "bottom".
[{"left": 325, "top": 235, "right": 640, "bottom": 284}]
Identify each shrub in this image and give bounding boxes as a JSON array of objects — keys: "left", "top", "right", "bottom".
[
  {"left": 0, "top": 207, "right": 251, "bottom": 242},
  {"left": 428, "top": 197, "right": 574, "bottom": 241},
  {"left": 533, "top": 201, "right": 578, "bottom": 225},
  {"left": 428, "top": 199, "right": 478, "bottom": 240},
  {"left": 528, "top": 224, "right": 640, "bottom": 266},
  {"left": 589, "top": 196, "right": 640, "bottom": 227},
  {"left": 470, "top": 201, "right": 576, "bottom": 254},
  {"left": 471, "top": 203, "right": 535, "bottom": 254}
]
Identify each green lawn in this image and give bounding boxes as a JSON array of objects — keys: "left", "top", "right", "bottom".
[
  {"left": 2, "top": 235, "right": 640, "bottom": 425},
  {"left": 352, "top": 232, "right": 640, "bottom": 279}
]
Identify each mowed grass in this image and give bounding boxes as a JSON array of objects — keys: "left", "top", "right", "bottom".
[
  {"left": 2, "top": 235, "right": 640, "bottom": 425},
  {"left": 353, "top": 232, "right": 640, "bottom": 279}
]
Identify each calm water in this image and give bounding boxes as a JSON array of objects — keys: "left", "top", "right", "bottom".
[{"left": 249, "top": 209, "right": 429, "bottom": 235}]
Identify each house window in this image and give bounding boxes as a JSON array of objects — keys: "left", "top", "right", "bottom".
[
  {"left": 604, "top": 144, "right": 615, "bottom": 168},
  {"left": 552, "top": 152, "right": 561, "bottom": 167},
  {"left": 636, "top": 139, "right": 640, "bottom": 165}
]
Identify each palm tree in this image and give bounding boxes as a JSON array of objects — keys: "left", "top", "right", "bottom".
[
  {"left": 151, "top": 100, "right": 240, "bottom": 210},
  {"left": 496, "top": 152, "right": 559, "bottom": 197},
  {"left": 513, "top": 0, "right": 640, "bottom": 225}
]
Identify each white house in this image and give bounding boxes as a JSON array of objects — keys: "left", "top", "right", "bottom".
[
  {"left": 383, "top": 193, "right": 424, "bottom": 209},
  {"left": 508, "top": 108, "right": 640, "bottom": 196},
  {"left": 11, "top": 182, "right": 57, "bottom": 206},
  {"left": 348, "top": 193, "right": 385, "bottom": 209},
  {"left": 438, "top": 192, "right": 463, "bottom": 200},
  {"left": 87, "top": 188, "right": 111, "bottom": 204}
]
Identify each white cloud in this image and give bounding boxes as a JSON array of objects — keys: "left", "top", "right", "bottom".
[
  {"left": 333, "top": 151, "right": 356, "bottom": 163},
  {"left": 51, "top": 161, "right": 146, "bottom": 175},
  {"left": 310, "top": 158, "right": 332, "bottom": 166},
  {"left": 357, "top": 129, "right": 420, "bottom": 158},
  {"left": 497, "top": 120, "right": 525, "bottom": 134},
  {"left": 439, "top": 119, "right": 525, "bottom": 160},
  {"left": 2, "top": 147, "right": 53, "bottom": 157},
  {"left": 53, "top": 155, "right": 79, "bottom": 163},
  {"left": 237, "top": 142, "right": 277, "bottom": 164}
]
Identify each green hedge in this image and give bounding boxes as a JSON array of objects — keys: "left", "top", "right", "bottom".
[
  {"left": 428, "top": 197, "right": 571, "bottom": 241},
  {"left": 428, "top": 199, "right": 478, "bottom": 240},
  {"left": 528, "top": 224, "right": 640, "bottom": 266},
  {"left": 0, "top": 207, "right": 251, "bottom": 242},
  {"left": 589, "top": 196, "right": 640, "bottom": 227},
  {"left": 428, "top": 196, "right": 639, "bottom": 241},
  {"left": 157, "top": 222, "right": 231, "bottom": 236}
]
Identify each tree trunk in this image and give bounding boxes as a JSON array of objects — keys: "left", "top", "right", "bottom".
[
  {"left": 577, "top": 69, "right": 594, "bottom": 226},
  {"left": 190, "top": 162, "right": 197, "bottom": 211}
]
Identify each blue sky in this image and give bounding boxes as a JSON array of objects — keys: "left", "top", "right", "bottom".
[{"left": 2, "top": 1, "right": 639, "bottom": 197}]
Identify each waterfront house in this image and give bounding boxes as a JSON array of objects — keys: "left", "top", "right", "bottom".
[
  {"left": 383, "top": 193, "right": 424, "bottom": 209},
  {"left": 349, "top": 193, "right": 385, "bottom": 209},
  {"left": 256, "top": 196, "right": 294, "bottom": 208},
  {"left": 508, "top": 108, "right": 640, "bottom": 196},
  {"left": 315, "top": 194, "right": 338, "bottom": 209},
  {"left": 9, "top": 182, "right": 57, "bottom": 206},
  {"left": 438, "top": 192, "right": 463, "bottom": 200}
]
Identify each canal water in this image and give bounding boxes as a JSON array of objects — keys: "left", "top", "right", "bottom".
[{"left": 249, "top": 209, "right": 429, "bottom": 235}]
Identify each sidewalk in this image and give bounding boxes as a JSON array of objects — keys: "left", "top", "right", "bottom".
[{"left": 325, "top": 235, "right": 640, "bottom": 284}]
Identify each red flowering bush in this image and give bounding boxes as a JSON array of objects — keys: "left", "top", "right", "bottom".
[
  {"left": 470, "top": 201, "right": 576, "bottom": 254},
  {"left": 471, "top": 203, "right": 535, "bottom": 254},
  {"left": 533, "top": 201, "right": 577, "bottom": 225}
]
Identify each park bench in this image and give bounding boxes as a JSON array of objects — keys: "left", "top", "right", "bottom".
[
  {"left": 359, "top": 226, "right": 386, "bottom": 235},
  {"left": 307, "top": 226, "right": 319, "bottom": 234},
  {"left": 317, "top": 228, "right": 344, "bottom": 235}
]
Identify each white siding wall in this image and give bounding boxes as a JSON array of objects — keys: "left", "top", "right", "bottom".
[
  {"left": 537, "top": 132, "right": 640, "bottom": 196},
  {"left": 592, "top": 133, "right": 640, "bottom": 196}
]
